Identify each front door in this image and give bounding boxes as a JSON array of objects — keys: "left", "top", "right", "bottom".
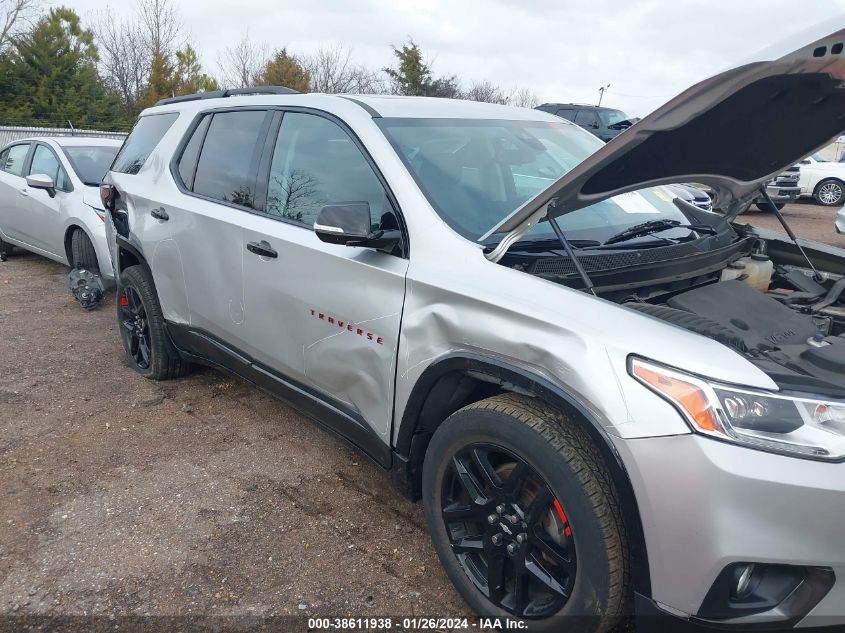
[
  {"left": 239, "top": 110, "right": 409, "bottom": 446},
  {"left": 0, "top": 143, "right": 32, "bottom": 243},
  {"left": 20, "top": 143, "right": 70, "bottom": 256}
]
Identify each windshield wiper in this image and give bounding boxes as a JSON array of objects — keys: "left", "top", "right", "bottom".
[
  {"left": 511, "top": 237, "right": 601, "bottom": 249},
  {"left": 483, "top": 237, "right": 601, "bottom": 252},
  {"left": 602, "top": 219, "right": 717, "bottom": 246}
]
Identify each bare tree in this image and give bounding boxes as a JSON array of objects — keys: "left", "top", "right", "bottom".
[
  {"left": 267, "top": 170, "right": 321, "bottom": 221},
  {"left": 0, "top": 0, "right": 38, "bottom": 51},
  {"left": 138, "top": 0, "right": 181, "bottom": 58},
  {"left": 303, "top": 45, "right": 383, "bottom": 94},
  {"left": 217, "top": 31, "right": 268, "bottom": 89},
  {"left": 463, "top": 80, "right": 509, "bottom": 105},
  {"left": 92, "top": 14, "right": 149, "bottom": 116},
  {"left": 92, "top": 0, "right": 183, "bottom": 115},
  {"left": 508, "top": 87, "right": 539, "bottom": 109}
]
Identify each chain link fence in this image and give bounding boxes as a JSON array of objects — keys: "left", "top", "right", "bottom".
[{"left": 0, "top": 125, "right": 128, "bottom": 147}]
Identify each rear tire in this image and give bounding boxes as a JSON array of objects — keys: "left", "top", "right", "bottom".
[
  {"left": 70, "top": 229, "right": 99, "bottom": 273},
  {"left": 117, "top": 265, "right": 192, "bottom": 380},
  {"left": 422, "top": 394, "right": 629, "bottom": 632},
  {"left": 814, "top": 179, "right": 844, "bottom": 206}
]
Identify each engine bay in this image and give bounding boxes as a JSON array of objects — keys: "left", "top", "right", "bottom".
[{"left": 506, "top": 220, "right": 845, "bottom": 396}]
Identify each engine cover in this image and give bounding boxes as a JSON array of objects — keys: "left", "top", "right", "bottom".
[
  {"left": 667, "top": 281, "right": 820, "bottom": 352},
  {"left": 664, "top": 281, "right": 845, "bottom": 396}
]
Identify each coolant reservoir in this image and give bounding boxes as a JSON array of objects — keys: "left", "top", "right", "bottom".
[
  {"left": 743, "top": 254, "right": 774, "bottom": 292},
  {"left": 720, "top": 261, "right": 747, "bottom": 282}
]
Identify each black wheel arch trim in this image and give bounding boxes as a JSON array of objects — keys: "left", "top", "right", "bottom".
[
  {"left": 393, "top": 351, "right": 651, "bottom": 596},
  {"left": 115, "top": 235, "right": 152, "bottom": 277}
]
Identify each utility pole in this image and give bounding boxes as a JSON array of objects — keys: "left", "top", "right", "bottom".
[{"left": 597, "top": 84, "right": 610, "bottom": 106}]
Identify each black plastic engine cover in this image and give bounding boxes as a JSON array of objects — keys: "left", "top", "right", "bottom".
[
  {"left": 666, "top": 280, "right": 845, "bottom": 396},
  {"left": 667, "top": 281, "right": 819, "bottom": 352}
]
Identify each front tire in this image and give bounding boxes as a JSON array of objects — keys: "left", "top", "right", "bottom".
[
  {"left": 422, "top": 394, "right": 629, "bottom": 632},
  {"left": 814, "top": 179, "right": 844, "bottom": 206},
  {"left": 0, "top": 237, "right": 11, "bottom": 261},
  {"left": 70, "top": 229, "right": 99, "bottom": 273},
  {"left": 755, "top": 201, "right": 785, "bottom": 213},
  {"left": 117, "top": 265, "right": 191, "bottom": 380}
]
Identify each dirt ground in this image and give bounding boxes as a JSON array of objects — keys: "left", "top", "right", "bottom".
[
  {"left": 0, "top": 255, "right": 467, "bottom": 626},
  {"left": 738, "top": 198, "right": 845, "bottom": 248},
  {"left": 0, "top": 199, "right": 841, "bottom": 630}
]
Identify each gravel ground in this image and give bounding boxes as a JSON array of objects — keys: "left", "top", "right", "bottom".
[
  {"left": 0, "top": 199, "right": 841, "bottom": 631},
  {"left": 739, "top": 198, "right": 845, "bottom": 248},
  {"left": 0, "top": 252, "right": 467, "bottom": 627}
]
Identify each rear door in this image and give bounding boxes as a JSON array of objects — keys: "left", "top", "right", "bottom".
[
  {"left": 19, "top": 143, "right": 72, "bottom": 255},
  {"left": 165, "top": 108, "right": 274, "bottom": 351},
  {"left": 238, "top": 110, "right": 409, "bottom": 446},
  {"left": 0, "top": 143, "right": 32, "bottom": 242},
  {"left": 573, "top": 109, "right": 600, "bottom": 134},
  {"left": 555, "top": 108, "right": 575, "bottom": 121}
]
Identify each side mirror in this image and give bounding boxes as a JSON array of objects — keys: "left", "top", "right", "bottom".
[
  {"left": 314, "top": 202, "right": 402, "bottom": 252},
  {"left": 314, "top": 202, "right": 372, "bottom": 243},
  {"left": 26, "top": 173, "right": 56, "bottom": 197}
]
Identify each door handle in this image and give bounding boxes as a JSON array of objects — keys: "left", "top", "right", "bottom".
[
  {"left": 246, "top": 240, "right": 278, "bottom": 258},
  {"left": 150, "top": 207, "right": 169, "bottom": 221},
  {"left": 19, "top": 188, "right": 28, "bottom": 197}
]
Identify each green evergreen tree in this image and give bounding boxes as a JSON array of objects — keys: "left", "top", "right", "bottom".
[
  {"left": 173, "top": 44, "right": 219, "bottom": 95},
  {"left": 258, "top": 48, "right": 309, "bottom": 92},
  {"left": 0, "top": 7, "right": 123, "bottom": 128},
  {"left": 383, "top": 39, "right": 460, "bottom": 98}
]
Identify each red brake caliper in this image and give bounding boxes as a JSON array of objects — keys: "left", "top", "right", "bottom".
[
  {"left": 120, "top": 292, "right": 129, "bottom": 307},
  {"left": 553, "top": 499, "right": 572, "bottom": 537}
]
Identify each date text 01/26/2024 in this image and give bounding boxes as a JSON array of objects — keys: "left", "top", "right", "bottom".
[{"left": 307, "top": 617, "right": 527, "bottom": 630}]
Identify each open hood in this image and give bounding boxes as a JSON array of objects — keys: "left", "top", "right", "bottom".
[{"left": 483, "top": 21, "right": 845, "bottom": 249}]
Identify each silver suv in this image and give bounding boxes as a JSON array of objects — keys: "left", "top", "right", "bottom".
[{"left": 103, "top": 26, "right": 845, "bottom": 631}]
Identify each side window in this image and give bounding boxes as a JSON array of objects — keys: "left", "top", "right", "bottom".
[
  {"left": 176, "top": 114, "right": 211, "bottom": 189},
  {"left": 556, "top": 108, "right": 575, "bottom": 121},
  {"left": 29, "top": 145, "right": 69, "bottom": 190},
  {"left": 573, "top": 110, "right": 599, "bottom": 129},
  {"left": 266, "top": 112, "right": 386, "bottom": 228},
  {"left": 192, "top": 110, "right": 270, "bottom": 208},
  {"left": 0, "top": 148, "right": 9, "bottom": 170},
  {"left": 112, "top": 113, "right": 179, "bottom": 175},
  {"left": 4, "top": 144, "right": 30, "bottom": 176}
]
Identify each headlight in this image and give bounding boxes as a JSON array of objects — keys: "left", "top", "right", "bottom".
[{"left": 630, "top": 358, "right": 845, "bottom": 461}]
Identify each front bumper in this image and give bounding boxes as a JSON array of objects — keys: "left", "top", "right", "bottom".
[
  {"left": 763, "top": 184, "right": 802, "bottom": 202},
  {"left": 614, "top": 433, "right": 845, "bottom": 628},
  {"left": 836, "top": 208, "right": 844, "bottom": 234}
]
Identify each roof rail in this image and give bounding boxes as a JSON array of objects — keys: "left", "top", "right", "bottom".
[{"left": 154, "top": 85, "right": 299, "bottom": 107}]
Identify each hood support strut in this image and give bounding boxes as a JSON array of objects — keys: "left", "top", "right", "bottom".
[
  {"left": 761, "top": 187, "right": 823, "bottom": 282},
  {"left": 548, "top": 215, "right": 597, "bottom": 296}
]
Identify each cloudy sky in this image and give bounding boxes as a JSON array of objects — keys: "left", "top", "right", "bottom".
[{"left": 68, "top": 0, "right": 845, "bottom": 117}]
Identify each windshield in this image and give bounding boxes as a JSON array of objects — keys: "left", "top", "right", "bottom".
[
  {"left": 378, "top": 118, "right": 689, "bottom": 243},
  {"left": 812, "top": 153, "right": 829, "bottom": 162},
  {"left": 597, "top": 109, "right": 629, "bottom": 126},
  {"left": 64, "top": 146, "right": 120, "bottom": 186}
]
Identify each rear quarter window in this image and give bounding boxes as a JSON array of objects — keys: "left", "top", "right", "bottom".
[{"left": 112, "top": 112, "right": 179, "bottom": 175}]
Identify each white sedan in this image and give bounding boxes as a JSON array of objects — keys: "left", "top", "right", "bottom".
[
  {"left": 798, "top": 152, "right": 845, "bottom": 206},
  {"left": 0, "top": 137, "right": 121, "bottom": 281}
]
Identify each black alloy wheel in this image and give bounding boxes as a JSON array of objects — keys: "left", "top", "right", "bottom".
[
  {"left": 440, "top": 443, "right": 577, "bottom": 619},
  {"left": 119, "top": 286, "right": 151, "bottom": 370}
]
